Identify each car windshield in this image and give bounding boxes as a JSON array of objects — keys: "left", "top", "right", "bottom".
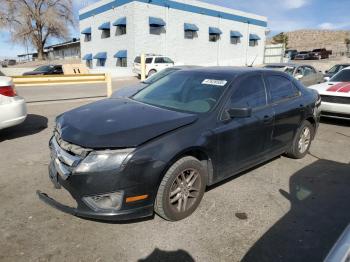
[
  {"left": 330, "top": 69, "right": 350, "bottom": 82},
  {"left": 34, "top": 65, "right": 53, "bottom": 72},
  {"left": 143, "top": 68, "right": 180, "bottom": 84},
  {"left": 327, "top": 65, "right": 339, "bottom": 74},
  {"left": 133, "top": 71, "right": 230, "bottom": 113}
]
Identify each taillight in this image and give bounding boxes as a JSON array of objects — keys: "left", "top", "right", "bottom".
[{"left": 0, "top": 85, "right": 17, "bottom": 97}]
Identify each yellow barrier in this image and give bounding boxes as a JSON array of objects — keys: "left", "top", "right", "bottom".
[{"left": 12, "top": 73, "right": 113, "bottom": 97}]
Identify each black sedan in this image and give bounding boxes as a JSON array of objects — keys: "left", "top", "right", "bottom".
[
  {"left": 38, "top": 67, "right": 321, "bottom": 221},
  {"left": 23, "top": 65, "right": 63, "bottom": 76}
]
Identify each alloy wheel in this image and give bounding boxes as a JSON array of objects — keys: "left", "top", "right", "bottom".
[
  {"left": 169, "top": 168, "right": 201, "bottom": 213},
  {"left": 298, "top": 126, "right": 311, "bottom": 154}
]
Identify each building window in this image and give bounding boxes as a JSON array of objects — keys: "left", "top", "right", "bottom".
[
  {"left": 102, "top": 30, "right": 110, "bottom": 38},
  {"left": 249, "top": 40, "right": 258, "bottom": 47},
  {"left": 116, "top": 26, "right": 126, "bottom": 36},
  {"left": 149, "top": 17, "right": 166, "bottom": 35},
  {"left": 185, "top": 30, "right": 196, "bottom": 39},
  {"left": 85, "top": 34, "right": 91, "bottom": 42},
  {"left": 86, "top": 60, "right": 92, "bottom": 68},
  {"left": 117, "top": 58, "right": 127, "bottom": 67},
  {"left": 231, "top": 37, "right": 240, "bottom": 44},
  {"left": 97, "top": 59, "right": 106, "bottom": 67},
  {"left": 209, "top": 34, "right": 220, "bottom": 42}
]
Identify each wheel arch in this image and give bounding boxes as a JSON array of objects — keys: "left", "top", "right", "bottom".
[{"left": 159, "top": 147, "right": 214, "bottom": 187}]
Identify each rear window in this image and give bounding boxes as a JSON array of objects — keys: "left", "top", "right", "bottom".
[
  {"left": 34, "top": 65, "right": 53, "bottom": 72},
  {"left": 134, "top": 56, "right": 141, "bottom": 63},
  {"left": 266, "top": 75, "right": 299, "bottom": 103}
]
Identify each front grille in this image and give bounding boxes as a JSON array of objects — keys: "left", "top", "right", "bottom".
[
  {"left": 53, "top": 128, "right": 92, "bottom": 157},
  {"left": 321, "top": 95, "right": 350, "bottom": 105}
]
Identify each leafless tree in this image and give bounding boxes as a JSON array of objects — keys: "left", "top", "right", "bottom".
[{"left": 0, "top": 0, "right": 75, "bottom": 60}]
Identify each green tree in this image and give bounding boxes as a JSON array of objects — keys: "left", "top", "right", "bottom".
[{"left": 273, "top": 32, "right": 289, "bottom": 49}]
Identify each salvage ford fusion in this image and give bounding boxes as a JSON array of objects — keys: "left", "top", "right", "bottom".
[{"left": 37, "top": 67, "right": 321, "bottom": 221}]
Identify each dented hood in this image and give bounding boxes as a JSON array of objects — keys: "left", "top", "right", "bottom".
[{"left": 57, "top": 98, "right": 198, "bottom": 149}]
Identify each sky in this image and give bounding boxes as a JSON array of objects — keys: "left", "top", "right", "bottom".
[{"left": 1, "top": 0, "right": 350, "bottom": 59}]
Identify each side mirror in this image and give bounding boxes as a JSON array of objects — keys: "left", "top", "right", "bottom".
[
  {"left": 295, "top": 74, "right": 303, "bottom": 80},
  {"left": 227, "top": 107, "right": 252, "bottom": 118}
]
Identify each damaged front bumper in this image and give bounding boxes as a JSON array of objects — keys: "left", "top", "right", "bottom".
[
  {"left": 36, "top": 190, "right": 153, "bottom": 221},
  {"left": 37, "top": 136, "right": 160, "bottom": 221}
]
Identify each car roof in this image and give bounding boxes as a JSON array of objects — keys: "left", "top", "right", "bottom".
[
  {"left": 172, "top": 65, "right": 202, "bottom": 69},
  {"left": 176, "top": 66, "right": 288, "bottom": 79}
]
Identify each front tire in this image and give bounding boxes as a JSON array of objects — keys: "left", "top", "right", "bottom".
[
  {"left": 155, "top": 156, "right": 207, "bottom": 221},
  {"left": 286, "top": 120, "right": 314, "bottom": 159}
]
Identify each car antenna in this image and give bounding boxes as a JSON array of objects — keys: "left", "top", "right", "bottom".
[{"left": 248, "top": 55, "right": 258, "bottom": 67}]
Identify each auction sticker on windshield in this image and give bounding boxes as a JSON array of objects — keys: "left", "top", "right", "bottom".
[{"left": 202, "top": 79, "right": 227, "bottom": 86}]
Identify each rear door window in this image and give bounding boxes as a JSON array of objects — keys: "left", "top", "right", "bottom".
[
  {"left": 266, "top": 75, "right": 299, "bottom": 103},
  {"left": 155, "top": 57, "right": 165, "bottom": 63},
  {"left": 229, "top": 75, "right": 267, "bottom": 108},
  {"left": 145, "top": 58, "right": 153, "bottom": 64}
]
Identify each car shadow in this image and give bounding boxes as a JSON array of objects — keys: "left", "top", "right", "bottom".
[
  {"left": 0, "top": 114, "right": 48, "bottom": 142},
  {"left": 138, "top": 248, "right": 195, "bottom": 262},
  {"left": 241, "top": 159, "right": 350, "bottom": 262},
  {"left": 320, "top": 117, "right": 350, "bottom": 127}
]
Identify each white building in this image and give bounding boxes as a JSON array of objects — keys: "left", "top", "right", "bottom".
[{"left": 79, "top": 0, "right": 268, "bottom": 76}]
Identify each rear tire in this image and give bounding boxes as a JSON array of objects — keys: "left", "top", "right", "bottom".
[
  {"left": 147, "top": 69, "right": 157, "bottom": 78},
  {"left": 155, "top": 156, "right": 207, "bottom": 221},
  {"left": 286, "top": 120, "right": 314, "bottom": 159}
]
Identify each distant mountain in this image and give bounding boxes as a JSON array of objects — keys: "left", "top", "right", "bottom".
[{"left": 268, "top": 30, "right": 350, "bottom": 55}]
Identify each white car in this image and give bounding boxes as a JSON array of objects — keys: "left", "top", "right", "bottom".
[
  {"left": 309, "top": 67, "right": 350, "bottom": 119},
  {"left": 0, "top": 73, "right": 27, "bottom": 130},
  {"left": 133, "top": 55, "right": 174, "bottom": 78}
]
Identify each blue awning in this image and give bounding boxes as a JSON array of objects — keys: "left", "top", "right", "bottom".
[
  {"left": 81, "top": 27, "right": 91, "bottom": 35},
  {"left": 98, "top": 22, "right": 110, "bottom": 30},
  {"left": 114, "top": 50, "right": 127, "bottom": 58},
  {"left": 82, "top": 53, "right": 92, "bottom": 60},
  {"left": 113, "top": 17, "right": 126, "bottom": 26},
  {"left": 230, "top": 31, "right": 243, "bottom": 38},
  {"left": 209, "top": 27, "right": 222, "bottom": 35},
  {"left": 93, "top": 52, "right": 107, "bottom": 59},
  {"left": 249, "top": 34, "right": 261, "bottom": 40},
  {"left": 149, "top": 17, "right": 166, "bottom": 27},
  {"left": 184, "top": 23, "right": 199, "bottom": 32}
]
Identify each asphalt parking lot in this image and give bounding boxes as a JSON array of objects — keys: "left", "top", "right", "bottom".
[{"left": 0, "top": 95, "right": 349, "bottom": 261}]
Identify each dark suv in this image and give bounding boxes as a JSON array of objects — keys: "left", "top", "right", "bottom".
[
  {"left": 38, "top": 67, "right": 321, "bottom": 221},
  {"left": 310, "top": 48, "right": 331, "bottom": 60}
]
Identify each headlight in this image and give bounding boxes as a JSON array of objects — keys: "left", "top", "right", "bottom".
[
  {"left": 75, "top": 148, "right": 134, "bottom": 173},
  {"left": 83, "top": 192, "right": 123, "bottom": 211}
]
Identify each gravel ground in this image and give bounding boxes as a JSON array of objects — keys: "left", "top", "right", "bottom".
[{"left": 0, "top": 99, "right": 349, "bottom": 262}]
